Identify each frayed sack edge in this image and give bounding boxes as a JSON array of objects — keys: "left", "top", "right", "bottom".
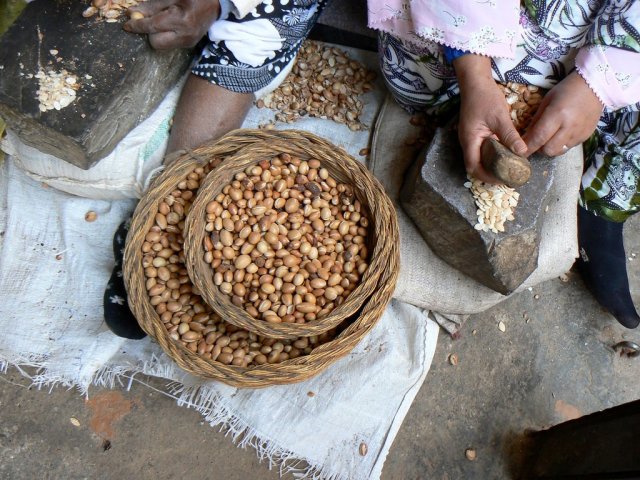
[{"left": 0, "top": 354, "right": 359, "bottom": 480}]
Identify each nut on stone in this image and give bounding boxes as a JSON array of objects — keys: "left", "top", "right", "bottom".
[
  {"left": 85, "top": 0, "right": 145, "bottom": 21},
  {"left": 465, "top": 448, "right": 477, "bottom": 461}
]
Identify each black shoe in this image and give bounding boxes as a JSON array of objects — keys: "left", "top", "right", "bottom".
[
  {"left": 103, "top": 219, "right": 147, "bottom": 340},
  {"left": 576, "top": 206, "right": 640, "bottom": 329}
]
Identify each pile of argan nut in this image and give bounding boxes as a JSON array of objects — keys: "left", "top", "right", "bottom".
[
  {"left": 203, "top": 153, "right": 370, "bottom": 325},
  {"left": 35, "top": 69, "right": 79, "bottom": 112},
  {"left": 500, "top": 82, "right": 544, "bottom": 134},
  {"left": 257, "top": 41, "right": 376, "bottom": 131},
  {"left": 142, "top": 159, "right": 337, "bottom": 367},
  {"left": 83, "top": 0, "right": 145, "bottom": 21}
]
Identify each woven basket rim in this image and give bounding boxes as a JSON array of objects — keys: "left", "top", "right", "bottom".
[
  {"left": 183, "top": 132, "right": 396, "bottom": 339},
  {"left": 123, "top": 129, "right": 400, "bottom": 388}
]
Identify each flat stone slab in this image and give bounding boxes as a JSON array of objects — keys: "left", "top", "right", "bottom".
[
  {"left": 400, "top": 123, "right": 557, "bottom": 295},
  {"left": 0, "top": 0, "right": 192, "bottom": 169}
]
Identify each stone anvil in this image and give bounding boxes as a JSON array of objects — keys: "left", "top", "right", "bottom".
[
  {"left": 0, "top": 0, "right": 192, "bottom": 169},
  {"left": 400, "top": 124, "right": 558, "bottom": 295}
]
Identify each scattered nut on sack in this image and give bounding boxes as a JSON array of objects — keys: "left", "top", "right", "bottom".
[
  {"left": 359, "top": 442, "right": 368, "bottom": 456},
  {"left": 256, "top": 40, "right": 376, "bottom": 131},
  {"left": 203, "top": 153, "right": 370, "bottom": 325},
  {"left": 142, "top": 159, "right": 338, "bottom": 367}
]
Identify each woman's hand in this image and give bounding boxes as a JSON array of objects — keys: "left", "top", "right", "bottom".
[
  {"left": 455, "top": 55, "right": 528, "bottom": 183},
  {"left": 522, "top": 71, "right": 604, "bottom": 157},
  {"left": 124, "top": 0, "right": 220, "bottom": 50}
]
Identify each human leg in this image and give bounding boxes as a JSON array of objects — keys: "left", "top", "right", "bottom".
[
  {"left": 104, "top": 0, "right": 326, "bottom": 339},
  {"left": 166, "top": 75, "right": 253, "bottom": 154},
  {"left": 166, "top": 0, "right": 327, "bottom": 156},
  {"left": 104, "top": 219, "right": 146, "bottom": 339},
  {"left": 577, "top": 107, "right": 640, "bottom": 328},
  {"left": 377, "top": 31, "right": 459, "bottom": 115}
]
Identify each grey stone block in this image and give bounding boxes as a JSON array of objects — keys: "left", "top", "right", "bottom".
[
  {"left": 400, "top": 124, "right": 557, "bottom": 295},
  {"left": 0, "top": 0, "right": 192, "bottom": 169}
]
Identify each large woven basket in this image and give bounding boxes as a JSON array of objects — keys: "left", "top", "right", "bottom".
[
  {"left": 184, "top": 132, "right": 397, "bottom": 339},
  {"left": 123, "top": 129, "right": 400, "bottom": 387}
]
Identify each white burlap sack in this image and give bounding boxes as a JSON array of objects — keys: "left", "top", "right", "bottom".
[
  {"left": 0, "top": 137, "right": 438, "bottom": 480},
  {"left": 370, "top": 96, "right": 584, "bottom": 321}
]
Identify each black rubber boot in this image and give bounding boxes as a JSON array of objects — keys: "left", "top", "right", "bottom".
[
  {"left": 576, "top": 206, "right": 640, "bottom": 329},
  {"left": 103, "top": 220, "right": 147, "bottom": 339}
]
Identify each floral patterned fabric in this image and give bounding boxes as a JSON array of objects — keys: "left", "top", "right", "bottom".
[
  {"left": 376, "top": 1, "right": 640, "bottom": 222},
  {"left": 368, "top": 0, "right": 520, "bottom": 59},
  {"left": 368, "top": 0, "right": 640, "bottom": 109}
]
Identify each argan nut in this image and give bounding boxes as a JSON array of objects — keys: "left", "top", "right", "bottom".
[
  {"left": 359, "top": 442, "right": 368, "bottom": 456},
  {"left": 465, "top": 448, "right": 477, "bottom": 461}
]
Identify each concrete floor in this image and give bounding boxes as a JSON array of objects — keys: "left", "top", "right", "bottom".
[{"left": 1, "top": 215, "right": 639, "bottom": 480}]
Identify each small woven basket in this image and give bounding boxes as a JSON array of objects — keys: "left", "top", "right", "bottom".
[
  {"left": 123, "top": 129, "right": 400, "bottom": 387},
  {"left": 184, "top": 130, "right": 397, "bottom": 339}
]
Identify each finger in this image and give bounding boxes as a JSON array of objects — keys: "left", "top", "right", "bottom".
[
  {"left": 522, "top": 109, "right": 562, "bottom": 156},
  {"left": 541, "top": 127, "right": 575, "bottom": 157},
  {"left": 148, "top": 31, "right": 181, "bottom": 50},
  {"left": 460, "top": 132, "right": 483, "bottom": 178},
  {"left": 494, "top": 121, "right": 527, "bottom": 157},
  {"left": 470, "top": 162, "right": 503, "bottom": 185},
  {"left": 460, "top": 132, "right": 503, "bottom": 183},
  {"left": 124, "top": 8, "right": 178, "bottom": 34}
]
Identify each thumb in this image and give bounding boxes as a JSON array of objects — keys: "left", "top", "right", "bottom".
[{"left": 496, "top": 122, "right": 527, "bottom": 157}]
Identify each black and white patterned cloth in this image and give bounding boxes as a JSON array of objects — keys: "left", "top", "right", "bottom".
[{"left": 192, "top": 0, "right": 326, "bottom": 93}]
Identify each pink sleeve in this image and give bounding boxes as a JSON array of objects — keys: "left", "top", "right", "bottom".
[
  {"left": 575, "top": 45, "right": 640, "bottom": 110},
  {"left": 367, "top": 0, "right": 520, "bottom": 59}
]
